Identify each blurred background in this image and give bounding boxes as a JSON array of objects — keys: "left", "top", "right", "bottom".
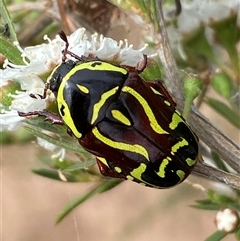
[
  {"left": 1, "top": 0, "right": 239, "bottom": 240},
  {"left": 2, "top": 142, "right": 236, "bottom": 241}
]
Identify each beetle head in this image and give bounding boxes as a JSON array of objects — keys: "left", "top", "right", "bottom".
[{"left": 48, "top": 60, "right": 76, "bottom": 93}]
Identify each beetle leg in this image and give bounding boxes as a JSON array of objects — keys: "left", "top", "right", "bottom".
[
  {"left": 29, "top": 83, "right": 50, "bottom": 99},
  {"left": 58, "top": 30, "right": 99, "bottom": 63},
  {"left": 96, "top": 157, "right": 126, "bottom": 179},
  {"left": 147, "top": 80, "right": 176, "bottom": 107},
  {"left": 18, "top": 110, "right": 64, "bottom": 125}
]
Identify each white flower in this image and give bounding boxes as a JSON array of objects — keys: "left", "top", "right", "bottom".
[
  {"left": 214, "top": 208, "right": 239, "bottom": 233},
  {"left": 0, "top": 109, "right": 24, "bottom": 131},
  {"left": 0, "top": 27, "right": 146, "bottom": 131},
  {"left": 166, "top": 0, "right": 239, "bottom": 60},
  {"left": 178, "top": 0, "right": 239, "bottom": 33},
  {"left": 196, "top": 0, "right": 239, "bottom": 24}
]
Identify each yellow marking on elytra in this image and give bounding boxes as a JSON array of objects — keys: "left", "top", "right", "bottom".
[
  {"left": 57, "top": 78, "right": 82, "bottom": 138},
  {"left": 91, "top": 86, "right": 119, "bottom": 124},
  {"left": 97, "top": 156, "right": 109, "bottom": 167},
  {"left": 130, "top": 163, "right": 147, "bottom": 181},
  {"left": 77, "top": 84, "right": 89, "bottom": 94},
  {"left": 157, "top": 158, "right": 169, "bottom": 178},
  {"left": 92, "top": 127, "right": 150, "bottom": 161},
  {"left": 176, "top": 170, "right": 185, "bottom": 180},
  {"left": 176, "top": 110, "right": 182, "bottom": 116},
  {"left": 150, "top": 87, "right": 162, "bottom": 96},
  {"left": 186, "top": 158, "right": 196, "bottom": 166},
  {"left": 114, "top": 166, "right": 122, "bottom": 173},
  {"left": 164, "top": 100, "right": 171, "bottom": 106},
  {"left": 126, "top": 175, "right": 134, "bottom": 181},
  {"left": 171, "top": 138, "right": 188, "bottom": 155},
  {"left": 150, "top": 88, "right": 171, "bottom": 107},
  {"left": 122, "top": 86, "right": 168, "bottom": 135},
  {"left": 64, "top": 61, "right": 127, "bottom": 81},
  {"left": 111, "top": 110, "right": 131, "bottom": 126},
  {"left": 169, "top": 112, "right": 183, "bottom": 130}
]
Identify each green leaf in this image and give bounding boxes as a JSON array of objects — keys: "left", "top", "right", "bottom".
[
  {"left": 62, "top": 159, "right": 96, "bottom": 172},
  {"left": 207, "top": 190, "right": 237, "bottom": 204},
  {"left": 23, "top": 125, "right": 87, "bottom": 155},
  {"left": 235, "top": 226, "right": 240, "bottom": 240},
  {"left": 0, "top": 130, "right": 13, "bottom": 144},
  {"left": 192, "top": 190, "right": 240, "bottom": 211},
  {"left": 0, "top": 81, "right": 21, "bottom": 108},
  {"left": 0, "top": 0, "right": 18, "bottom": 42},
  {"left": 182, "top": 74, "right": 203, "bottom": 118},
  {"left": 56, "top": 179, "right": 122, "bottom": 224},
  {"left": 32, "top": 168, "right": 99, "bottom": 182},
  {"left": 228, "top": 203, "right": 240, "bottom": 212},
  {"left": 211, "top": 151, "right": 230, "bottom": 173},
  {"left": 23, "top": 117, "right": 68, "bottom": 136},
  {"left": 191, "top": 203, "right": 221, "bottom": 211},
  {"left": 204, "top": 230, "right": 228, "bottom": 241},
  {"left": 195, "top": 199, "right": 215, "bottom": 205},
  {"left": 0, "top": 128, "right": 34, "bottom": 144},
  {"left": 32, "top": 168, "right": 66, "bottom": 181},
  {"left": 211, "top": 72, "right": 232, "bottom": 100},
  {"left": 206, "top": 98, "right": 240, "bottom": 129},
  {"left": 0, "top": 37, "right": 24, "bottom": 64},
  {"left": 182, "top": 25, "right": 217, "bottom": 68},
  {"left": 141, "top": 59, "right": 162, "bottom": 81},
  {"left": 209, "top": 12, "right": 239, "bottom": 76}
]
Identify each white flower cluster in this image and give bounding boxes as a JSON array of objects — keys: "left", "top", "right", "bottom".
[
  {"left": 178, "top": 0, "right": 239, "bottom": 33},
  {"left": 167, "top": 0, "right": 239, "bottom": 56},
  {"left": 0, "top": 28, "right": 147, "bottom": 132}
]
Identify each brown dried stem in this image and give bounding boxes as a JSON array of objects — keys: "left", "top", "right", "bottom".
[{"left": 154, "top": 0, "right": 240, "bottom": 189}]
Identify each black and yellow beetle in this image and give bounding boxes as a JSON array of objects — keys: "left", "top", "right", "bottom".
[{"left": 19, "top": 31, "right": 199, "bottom": 188}]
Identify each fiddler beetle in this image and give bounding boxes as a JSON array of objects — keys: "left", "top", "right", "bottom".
[{"left": 19, "top": 31, "right": 198, "bottom": 188}]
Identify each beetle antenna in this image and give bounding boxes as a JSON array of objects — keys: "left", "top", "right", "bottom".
[
  {"left": 58, "top": 30, "right": 69, "bottom": 62},
  {"left": 58, "top": 30, "right": 84, "bottom": 62}
]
